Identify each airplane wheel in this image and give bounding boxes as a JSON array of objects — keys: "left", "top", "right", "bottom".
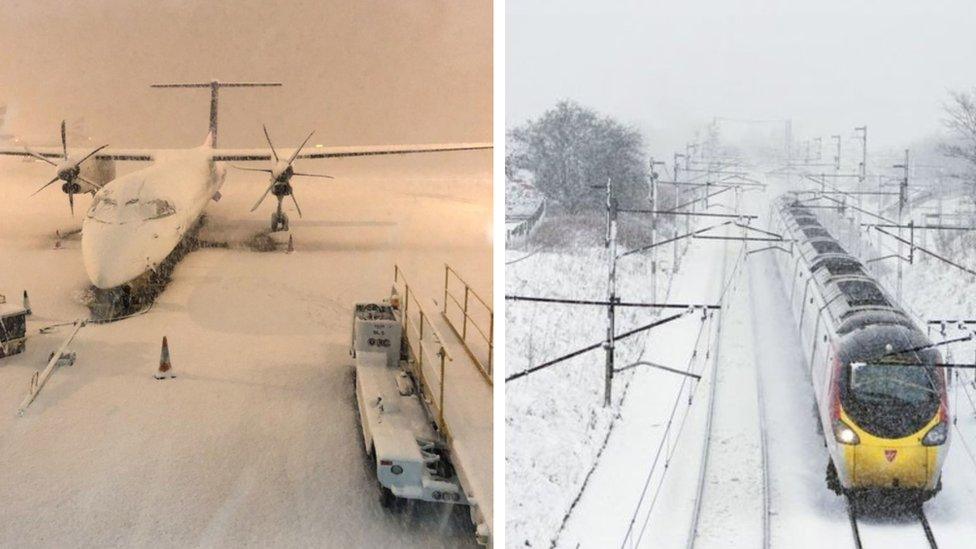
[{"left": 281, "top": 213, "right": 289, "bottom": 232}]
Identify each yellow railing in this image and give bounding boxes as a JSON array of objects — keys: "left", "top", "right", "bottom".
[
  {"left": 442, "top": 264, "right": 494, "bottom": 383},
  {"left": 393, "top": 265, "right": 453, "bottom": 436}
]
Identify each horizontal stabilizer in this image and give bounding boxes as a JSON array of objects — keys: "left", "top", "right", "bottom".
[{"left": 150, "top": 82, "right": 282, "bottom": 88}]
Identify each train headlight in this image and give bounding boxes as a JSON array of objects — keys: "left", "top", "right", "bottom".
[
  {"left": 833, "top": 418, "right": 860, "bottom": 445},
  {"left": 922, "top": 421, "right": 948, "bottom": 446},
  {"left": 391, "top": 464, "right": 404, "bottom": 475}
]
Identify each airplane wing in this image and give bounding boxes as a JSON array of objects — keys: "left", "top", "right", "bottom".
[
  {"left": 0, "top": 142, "right": 491, "bottom": 163},
  {"left": 211, "top": 142, "right": 492, "bottom": 162},
  {"left": 0, "top": 146, "right": 153, "bottom": 161}
]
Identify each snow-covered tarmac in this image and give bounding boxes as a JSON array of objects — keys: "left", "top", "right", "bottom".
[{"left": 0, "top": 152, "right": 490, "bottom": 547}]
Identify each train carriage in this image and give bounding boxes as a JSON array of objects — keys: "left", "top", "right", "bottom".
[{"left": 768, "top": 194, "right": 949, "bottom": 499}]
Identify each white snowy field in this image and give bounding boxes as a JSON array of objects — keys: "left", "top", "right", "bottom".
[
  {"left": 0, "top": 151, "right": 490, "bottom": 548},
  {"left": 505, "top": 224, "right": 687, "bottom": 546},
  {"left": 507, "top": 179, "right": 976, "bottom": 548}
]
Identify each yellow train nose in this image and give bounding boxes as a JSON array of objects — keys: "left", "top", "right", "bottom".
[{"left": 854, "top": 444, "right": 929, "bottom": 488}]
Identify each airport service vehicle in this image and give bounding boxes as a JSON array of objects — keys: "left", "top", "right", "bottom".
[
  {"left": 0, "top": 81, "right": 490, "bottom": 316},
  {"left": 351, "top": 302, "right": 468, "bottom": 509},
  {"left": 769, "top": 194, "right": 949, "bottom": 499}
]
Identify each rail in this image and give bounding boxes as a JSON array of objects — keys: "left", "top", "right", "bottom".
[
  {"left": 442, "top": 264, "right": 494, "bottom": 383},
  {"left": 392, "top": 265, "right": 453, "bottom": 436}
]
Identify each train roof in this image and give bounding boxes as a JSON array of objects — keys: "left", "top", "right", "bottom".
[{"left": 773, "top": 193, "right": 924, "bottom": 340}]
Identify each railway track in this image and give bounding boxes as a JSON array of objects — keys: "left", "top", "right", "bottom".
[
  {"left": 846, "top": 494, "right": 939, "bottom": 549},
  {"left": 686, "top": 221, "right": 754, "bottom": 548},
  {"left": 747, "top": 252, "right": 772, "bottom": 549}
]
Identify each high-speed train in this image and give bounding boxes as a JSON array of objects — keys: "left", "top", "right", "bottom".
[{"left": 769, "top": 194, "right": 949, "bottom": 499}]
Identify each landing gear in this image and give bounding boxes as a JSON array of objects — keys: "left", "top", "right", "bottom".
[
  {"left": 270, "top": 195, "right": 290, "bottom": 232},
  {"left": 271, "top": 210, "right": 289, "bottom": 232}
]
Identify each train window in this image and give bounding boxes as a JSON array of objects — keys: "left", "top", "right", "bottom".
[
  {"left": 811, "top": 241, "right": 846, "bottom": 254},
  {"left": 850, "top": 361, "right": 938, "bottom": 406},
  {"left": 817, "top": 258, "right": 864, "bottom": 276},
  {"left": 802, "top": 227, "right": 830, "bottom": 239},
  {"left": 837, "top": 280, "right": 889, "bottom": 307}
]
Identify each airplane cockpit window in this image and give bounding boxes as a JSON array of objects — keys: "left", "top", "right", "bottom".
[
  {"left": 88, "top": 195, "right": 118, "bottom": 221},
  {"left": 87, "top": 194, "right": 175, "bottom": 223},
  {"left": 144, "top": 199, "right": 176, "bottom": 220}
]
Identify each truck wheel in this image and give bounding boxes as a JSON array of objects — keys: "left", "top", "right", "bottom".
[{"left": 379, "top": 486, "right": 396, "bottom": 509}]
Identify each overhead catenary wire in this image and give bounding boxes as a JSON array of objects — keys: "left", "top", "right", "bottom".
[{"left": 623, "top": 236, "right": 747, "bottom": 548}]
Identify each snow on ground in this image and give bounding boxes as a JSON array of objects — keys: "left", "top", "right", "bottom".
[
  {"left": 0, "top": 150, "right": 490, "bottom": 548},
  {"left": 557, "top": 223, "right": 737, "bottom": 549},
  {"left": 505, "top": 231, "right": 683, "bottom": 547},
  {"left": 508, "top": 173, "right": 976, "bottom": 548}
]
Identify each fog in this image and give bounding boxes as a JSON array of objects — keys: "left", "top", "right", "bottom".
[
  {"left": 507, "top": 0, "right": 976, "bottom": 154},
  {"left": 0, "top": 0, "right": 491, "bottom": 148}
]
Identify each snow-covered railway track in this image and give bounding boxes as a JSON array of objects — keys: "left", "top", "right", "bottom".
[
  {"left": 747, "top": 251, "right": 772, "bottom": 549},
  {"left": 686, "top": 226, "right": 748, "bottom": 549},
  {"left": 685, "top": 241, "right": 728, "bottom": 549},
  {"left": 846, "top": 495, "right": 939, "bottom": 549}
]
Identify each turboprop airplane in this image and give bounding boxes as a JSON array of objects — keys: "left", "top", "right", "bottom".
[{"left": 0, "top": 81, "right": 490, "bottom": 312}]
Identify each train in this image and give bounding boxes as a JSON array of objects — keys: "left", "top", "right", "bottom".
[{"left": 768, "top": 193, "right": 949, "bottom": 500}]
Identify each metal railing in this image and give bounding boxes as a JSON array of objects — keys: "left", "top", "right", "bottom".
[
  {"left": 392, "top": 265, "right": 453, "bottom": 436},
  {"left": 506, "top": 198, "right": 546, "bottom": 246},
  {"left": 442, "top": 264, "right": 494, "bottom": 382}
]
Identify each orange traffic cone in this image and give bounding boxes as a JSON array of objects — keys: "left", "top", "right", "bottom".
[
  {"left": 286, "top": 234, "right": 295, "bottom": 253},
  {"left": 154, "top": 336, "right": 175, "bottom": 380}
]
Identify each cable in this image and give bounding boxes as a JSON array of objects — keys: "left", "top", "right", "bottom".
[{"left": 506, "top": 250, "right": 540, "bottom": 265}]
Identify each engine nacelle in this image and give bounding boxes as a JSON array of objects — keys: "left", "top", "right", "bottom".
[{"left": 79, "top": 157, "right": 116, "bottom": 193}]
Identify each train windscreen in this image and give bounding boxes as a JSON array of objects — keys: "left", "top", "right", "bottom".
[{"left": 849, "top": 362, "right": 939, "bottom": 407}]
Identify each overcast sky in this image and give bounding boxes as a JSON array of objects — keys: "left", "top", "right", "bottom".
[
  {"left": 0, "top": 0, "right": 491, "bottom": 148},
  {"left": 507, "top": 0, "right": 976, "bottom": 156}
]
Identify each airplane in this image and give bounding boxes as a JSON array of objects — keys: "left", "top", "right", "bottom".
[{"left": 0, "top": 81, "right": 491, "bottom": 309}]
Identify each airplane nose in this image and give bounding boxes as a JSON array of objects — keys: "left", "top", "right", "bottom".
[{"left": 82, "top": 219, "right": 151, "bottom": 289}]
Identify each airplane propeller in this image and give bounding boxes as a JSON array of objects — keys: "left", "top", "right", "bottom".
[
  {"left": 235, "top": 124, "right": 332, "bottom": 219},
  {"left": 26, "top": 120, "right": 108, "bottom": 215}
]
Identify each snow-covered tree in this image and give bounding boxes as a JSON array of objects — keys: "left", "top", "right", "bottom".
[
  {"left": 507, "top": 101, "right": 649, "bottom": 213},
  {"left": 941, "top": 88, "right": 976, "bottom": 180}
]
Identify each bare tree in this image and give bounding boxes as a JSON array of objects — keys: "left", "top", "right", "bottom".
[{"left": 941, "top": 88, "right": 976, "bottom": 175}]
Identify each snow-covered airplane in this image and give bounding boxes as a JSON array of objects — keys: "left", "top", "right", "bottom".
[{"left": 0, "top": 81, "right": 491, "bottom": 294}]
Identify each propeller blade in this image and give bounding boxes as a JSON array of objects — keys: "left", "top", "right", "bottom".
[
  {"left": 290, "top": 192, "right": 303, "bottom": 218},
  {"left": 250, "top": 180, "right": 277, "bottom": 212},
  {"left": 287, "top": 130, "right": 315, "bottom": 166},
  {"left": 232, "top": 165, "right": 274, "bottom": 173},
  {"left": 24, "top": 147, "right": 58, "bottom": 167},
  {"left": 262, "top": 124, "right": 279, "bottom": 162},
  {"left": 68, "top": 192, "right": 75, "bottom": 216},
  {"left": 76, "top": 144, "right": 109, "bottom": 166},
  {"left": 293, "top": 172, "right": 334, "bottom": 179},
  {"left": 31, "top": 175, "right": 62, "bottom": 197},
  {"left": 60, "top": 120, "right": 68, "bottom": 160}
]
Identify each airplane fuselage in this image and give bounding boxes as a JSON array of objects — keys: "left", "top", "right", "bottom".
[{"left": 81, "top": 146, "right": 225, "bottom": 289}]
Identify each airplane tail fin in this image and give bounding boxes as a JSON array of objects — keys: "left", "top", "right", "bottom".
[{"left": 150, "top": 81, "right": 282, "bottom": 148}]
